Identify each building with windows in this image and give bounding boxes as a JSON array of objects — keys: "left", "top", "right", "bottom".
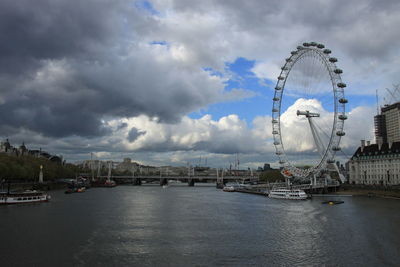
[
  {"left": 348, "top": 140, "right": 400, "bottom": 185},
  {"left": 374, "top": 102, "right": 400, "bottom": 144},
  {"left": 0, "top": 139, "right": 63, "bottom": 164}
]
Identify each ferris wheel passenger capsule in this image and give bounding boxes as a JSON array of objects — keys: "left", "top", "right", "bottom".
[
  {"left": 297, "top": 46, "right": 304, "bottom": 50},
  {"left": 317, "top": 44, "right": 325, "bottom": 49},
  {"left": 273, "top": 141, "right": 280, "bottom": 145},
  {"left": 323, "top": 49, "right": 331, "bottom": 54},
  {"left": 334, "top": 68, "right": 343, "bottom": 74},
  {"left": 339, "top": 114, "right": 348, "bottom": 120},
  {"left": 332, "top": 146, "right": 341, "bottom": 151},
  {"left": 285, "top": 58, "right": 292, "bottom": 62},
  {"left": 310, "top": 42, "right": 317, "bottom": 46},
  {"left": 336, "top": 131, "right": 345, "bottom": 136},
  {"left": 272, "top": 108, "right": 278, "bottom": 112},
  {"left": 278, "top": 76, "right": 285, "bottom": 80},
  {"left": 327, "top": 159, "right": 336, "bottom": 164},
  {"left": 272, "top": 130, "right": 278, "bottom": 134},
  {"left": 329, "top": 57, "right": 338, "bottom": 63},
  {"left": 275, "top": 86, "right": 282, "bottom": 90},
  {"left": 303, "top": 42, "right": 310, "bottom": 47},
  {"left": 272, "top": 119, "right": 278, "bottom": 123},
  {"left": 339, "top": 98, "right": 348, "bottom": 104},
  {"left": 337, "top": 82, "right": 346, "bottom": 88},
  {"left": 273, "top": 97, "right": 280, "bottom": 101},
  {"left": 291, "top": 51, "right": 297, "bottom": 55}
]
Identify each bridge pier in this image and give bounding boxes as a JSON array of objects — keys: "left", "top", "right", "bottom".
[
  {"left": 216, "top": 178, "right": 226, "bottom": 189},
  {"left": 133, "top": 178, "right": 142, "bottom": 186},
  {"left": 216, "top": 183, "right": 224, "bottom": 189},
  {"left": 160, "top": 178, "right": 168, "bottom": 186},
  {"left": 188, "top": 179, "right": 195, "bottom": 187}
]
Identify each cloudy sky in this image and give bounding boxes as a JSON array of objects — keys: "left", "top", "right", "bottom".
[{"left": 1, "top": 0, "right": 399, "bottom": 168}]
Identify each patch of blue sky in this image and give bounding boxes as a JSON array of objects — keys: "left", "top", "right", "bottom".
[
  {"left": 150, "top": 41, "right": 168, "bottom": 46},
  {"left": 190, "top": 57, "right": 371, "bottom": 126},
  {"left": 203, "top": 67, "right": 223, "bottom": 78},
  {"left": 346, "top": 94, "right": 376, "bottom": 111},
  {"left": 190, "top": 57, "right": 276, "bottom": 127},
  {"left": 135, "top": 1, "right": 160, "bottom": 16}
]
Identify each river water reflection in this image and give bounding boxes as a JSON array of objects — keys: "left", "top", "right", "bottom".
[{"left": 1, "top": 185, "right": 399, "bottom": 266}]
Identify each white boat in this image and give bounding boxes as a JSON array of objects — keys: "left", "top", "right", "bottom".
[
  {"left": 268, "top": 188, "right": 307, "bottom": 200},
  {"left": 222, "top": 185, "right": 235, "bottom": 192},
  {"left": 167, "top": 180, "right": 183, "bottom": 186},
  {"left": 0, "top": 190, "right": 51, "bottom": 205}
]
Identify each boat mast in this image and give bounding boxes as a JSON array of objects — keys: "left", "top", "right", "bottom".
[
  {"left": 91, "top": 153, "right": 94, "bottom": 182},
  {"left": 107, "top": 161, "right": 112, "bottom": 182}
]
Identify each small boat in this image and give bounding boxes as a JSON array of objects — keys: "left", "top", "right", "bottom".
[
  {"left": 0, "top": 190, "right": 51, "bottom": 205},
  {"left": 104, "top": 180, "right": 116, "bottom": 187},
  {"left": 222, "top": 185, "right": 235, "bottom": 192},
  {"left": 322, "top": 200, "right": 344, "bottom": 205},
  {"left": 65, "top": 188, "right": 75, "bottom": 194},
  {"left": 168, "top": 180, "right": 183, "bottom": 186},
  {"left": 268, "top": 188, "right": 307, "bottom": 200},
  {"left": 76, "top": 187, "right": 86, "bottom": 193},
  {"left": 91, "top": 179, "right": 116, "bottom": 187}
]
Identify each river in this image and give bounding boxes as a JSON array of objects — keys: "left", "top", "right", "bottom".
[{"left": 1, "top": 185, "right": 399, "bottom": 266}]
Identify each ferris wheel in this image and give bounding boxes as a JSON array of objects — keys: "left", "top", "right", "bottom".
[{"left": 272, "top": 42, "right": 347, "bottom": 182}]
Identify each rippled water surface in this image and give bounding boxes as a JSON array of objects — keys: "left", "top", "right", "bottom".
[{"left": 1, "top": 185, "right": 399, "bottom": 266}]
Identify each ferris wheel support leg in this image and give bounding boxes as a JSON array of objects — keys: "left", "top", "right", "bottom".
[
  {"left": 333, "top": 163, "right": 346, "bottom": 183},
  {"left": 313, "top": 174, "right": 317, "bottom": 188}
]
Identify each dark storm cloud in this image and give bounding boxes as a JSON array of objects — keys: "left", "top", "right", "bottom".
[
  {"left": 0, "top": 0, "right": 123, "bottom": 74},
  {"left": 0, "top": 0, "right": 226, "bottom": 138},
  {"left": 0, "top": 0, "right": 127, "bottom": 137}
]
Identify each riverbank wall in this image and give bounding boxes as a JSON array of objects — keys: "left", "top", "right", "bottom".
[{"left": 335, "top": 184, "right": 400, "bottom": 199}]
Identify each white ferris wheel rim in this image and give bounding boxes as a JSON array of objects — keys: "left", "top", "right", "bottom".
[{"left": 272, "top": 42, "right": 347, "bottom": 179}]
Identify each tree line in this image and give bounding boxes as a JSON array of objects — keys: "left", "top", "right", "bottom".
[{"left": 0, "top": 154, "right": 83, "bottom": 181}]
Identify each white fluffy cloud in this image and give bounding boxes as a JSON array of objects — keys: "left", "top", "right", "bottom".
[
  {"left": 51, "top": 99, "right": 369, "bottom": 166},
  {"left": 107, "top": 114, "right": 273, "bottom": 154},
  {"left": 13, "top": 99, "right": 373, "bottom": 168}
]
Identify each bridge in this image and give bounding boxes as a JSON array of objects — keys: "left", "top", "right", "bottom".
[{"left": 92, "top": 175, "right": 259, "bottom": 187}]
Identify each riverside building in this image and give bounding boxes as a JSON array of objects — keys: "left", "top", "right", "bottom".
[
  {"left": 348, "top": 140, "right": 400, "bottom": 185},
  {"left": 349, "top": 101, "right": 400, "bottom": 185}
]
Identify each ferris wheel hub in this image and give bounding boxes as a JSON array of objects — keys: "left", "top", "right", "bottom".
[{"left": 296, "top": 110, "right": 320, "bottom": 117}]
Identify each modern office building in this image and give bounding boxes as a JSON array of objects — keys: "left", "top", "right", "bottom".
[{"left": 374, "top": 102, "right": 400, "bottom": 144}]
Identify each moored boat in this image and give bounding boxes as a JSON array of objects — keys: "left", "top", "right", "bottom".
[
  {"left": 91, "top": 179, "right": 116, "bottom": 187},
  {"left": 222, "top": 185, "right": 235, "bottom": 192},
  {"left": 0, "top": 190, "right": 51, "bottom": 204},
  {"left": 268, "top": 188, "right": 307, "bottom": 200},
  {"left": 104, "top": 179, "right": 116, "bottom": 187}
]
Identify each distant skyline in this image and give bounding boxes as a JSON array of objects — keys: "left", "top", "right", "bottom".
[{"left": 1, "top": 0, "right": 399, "bottom": 168}]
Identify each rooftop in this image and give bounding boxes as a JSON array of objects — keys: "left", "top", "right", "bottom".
[{"left": 352, "top": 141, "right": 400, "bottom": 159}]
